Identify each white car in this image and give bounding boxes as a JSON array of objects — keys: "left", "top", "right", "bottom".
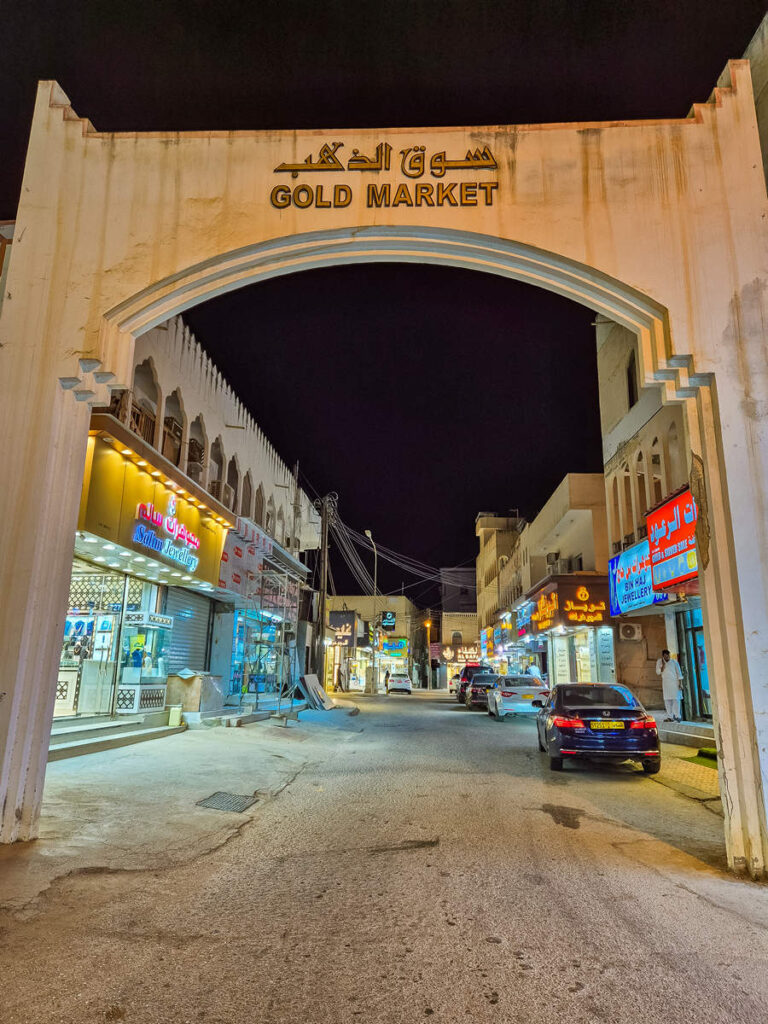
[
  {"left": 488, "top": 675, "right": 549, "bottom": 719},
  {"left": 448, "top": 674, "right": 461, "bottom": 695},
  {"left": 387, "top": 673, "right": 413, "bottom": 694}
]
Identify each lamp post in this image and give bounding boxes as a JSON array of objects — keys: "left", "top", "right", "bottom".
[
  {"left": 424, "top": 619, "right": 432, "bottom": 690},
  {"left": 365, "top": 529, "right": 378, "bottom": 695}
]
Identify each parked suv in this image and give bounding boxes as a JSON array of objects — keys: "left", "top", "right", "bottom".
[{"left": 457, "top": 664, "right": 493, "bottom": 704}]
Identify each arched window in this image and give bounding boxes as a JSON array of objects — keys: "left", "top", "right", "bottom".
[
  {"left": 621, "top": 464, "right": 634, "bottom": 544},
  {"left": 208, "top": 438, "right": 224, "bottom": 503},
  {"left": 162, "top": 390, "right": 184, "bottom": 466},
  {"left": 276, "top": 507, "right": 286, "bottom": 543},
  {"left": 130, "top": 359, "right": 159, "bottom": 444},
  {"left": 241, "top": 472, "right": 253, "bottom": 519},
  {"left": 451, "top": 630, "right": 463, "bottom": 645},
  {"left": 626, "top": 350, "right": 639, "bottom": 410},
  {"left": 265, "top": 497, "right": 276, "bottom": 536},
  {"left": 650, "top": 437, "right": 664, "bottom": 504},
  {"left": 187, "top": 416, "right": 207, "bottom": 483},
  {"left": 610, "top": 475, "right": 622, "bottom": 548},
  {"left": 226, "top": 457, "right": 239, "bottom": 512},
  {"left": 635, "top": 450, "right": 647, "bottom": 523},
  {"left": 253, "top": 485, "right": 265, "bottom": 527}
]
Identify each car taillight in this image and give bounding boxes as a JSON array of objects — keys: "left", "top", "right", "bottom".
[
  {"left": 552, "top": 715, "right": 586, "bottom": 729},
  {"left": 501, "top": 691, "right": 516, "bottom": 697},
  {"left": 630, "top": 717, "right": 657, "bottom": 729}
]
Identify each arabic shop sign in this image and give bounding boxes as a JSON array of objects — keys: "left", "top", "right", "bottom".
[
  {"left": 646, "top": 489, "right": 699, "bottom": 590},
  {"left": 531, "top": 590, "right": 559, "bottom": 633},
  {"left": 381, "top": 610, "right": 397, "bottom": 632},
  {"left": 439, "top": 643, "right": 481, "bottom": 665},
  {"left": 380, "top": 636, "right": 408, "bottom": 658},
  {"left": 134, "top": 494, "right": 201, "bottom": 571},
  {"left": 270, "top": 141, "right": 499, "bottom": 211},
  {"left": 516, "top": 601, "right": 534, "bottom": 637},
  {"left": 329, "top": 611, "right": 357, "bottom": 648},
  {"left": 530, "top": 580, "right": 610, "bottom": 632},
  {"left": 609, "top": 540, "right": 668, "bottom": 615},
  {"left": 561, "top": 583, "right": 608, "bottom": 625},
  {"left": 493, "top": 622, "right": 515, "bottom": 652},
  {"left": 480, "top": 627, "right": 494, "bottom": 659},
  {"left": 78, "top": 436, "right": 227, "bottom": 587}
]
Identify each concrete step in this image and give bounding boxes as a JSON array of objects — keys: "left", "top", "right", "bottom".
[
  {"left": 657, "top": 719, "right": 715, "bottom": 749},
  {"left": 49, "top": 716, "right": 144, "bottom": 746},
  {"left": 48, "top": 724, "right": 186, "bottom": 762}
]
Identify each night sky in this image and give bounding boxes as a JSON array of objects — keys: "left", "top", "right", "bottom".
[{"left": 2, "top": 1, "right": 764, "bottom": 600}]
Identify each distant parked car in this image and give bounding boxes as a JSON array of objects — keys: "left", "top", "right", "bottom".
[
  {"left": 387, "top": 673, "right": 413, "bottom": 694},
  {"left": 457, "top": 664, "right": 493, "bottom": 704},
  {"left": 534, "top": 683, "right": 661, "bottom": 773},
  {"left": 448, "top": 674, "right": 461, "bottom": 695},
  {"left": 465, "top": 673, "right": 498, "bottom": 709},
  {"left": 487, "top": 676, "right": 550, "bottom": 720}
]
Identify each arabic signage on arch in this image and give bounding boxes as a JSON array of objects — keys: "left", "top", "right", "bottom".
[
  {"left": 439, "top": 643, "right": 481, "bottom": 665},
  {"left": 646, "top": 489, "right": 699, "bottom": 591},
  {"left": 609, "top": 540, "right": 669, "bottom": 615},
  {"left": 270, "top": 140, "right": 500, "bottom": 211}
]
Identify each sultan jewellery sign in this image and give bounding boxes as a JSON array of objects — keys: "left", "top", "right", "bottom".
[{"left": 270, "top": 141, "right": 500, "bottom": 210}]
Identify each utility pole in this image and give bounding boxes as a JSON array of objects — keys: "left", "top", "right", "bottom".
[
  {"left": 365, "top": 529, "right": 378, "bottom": 695},
  {"left": 314, "top": 493, "right": 336, "bottom": 688}
]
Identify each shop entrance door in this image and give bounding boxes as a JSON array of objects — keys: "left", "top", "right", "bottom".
[{"left": 677, "top": 606, "right": 712, "bottom": 720}]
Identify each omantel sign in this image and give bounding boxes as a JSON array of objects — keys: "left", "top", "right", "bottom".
[{"left": 270, "top": 141, "right": 500, "bottom": 210}]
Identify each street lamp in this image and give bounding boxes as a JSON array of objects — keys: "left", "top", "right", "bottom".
[
  {"left": 365, "top": 529, "right": 378, "bottom": 695},
  {"left": 424, "top": 619, "right": 432, "bottom": 690}
]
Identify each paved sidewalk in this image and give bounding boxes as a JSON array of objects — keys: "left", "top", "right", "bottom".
[
  {"left": 0, "top": 706, "right": 361, "bottom": 913},
  {"left": 654, "top": 741, "right": 721, "bottom": 813}
]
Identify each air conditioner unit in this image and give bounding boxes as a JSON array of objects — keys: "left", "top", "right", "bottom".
[
  {"left": 546, "top": 551, "right": 560, "bottom": 565},
  {"left": 620, "top": 623, "right": 643, "bottom": 641},
  {"left": 554, "top": 559, "right": 570, "bottom": 575},
  {"left": 209, "top": 479, "right": 235, "bottom": 508},
  {"left": 186, "top": 460, "right": 204, "bottom": 483}
]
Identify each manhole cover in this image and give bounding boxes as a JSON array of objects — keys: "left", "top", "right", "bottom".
[{"left": 196, "top": 791, "right": 258, "bottom": 813}]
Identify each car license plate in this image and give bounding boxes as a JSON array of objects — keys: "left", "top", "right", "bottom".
[
  {"left": 521, "top": 694, "right": 534, "bottom": 700},
  {"left": 590, "top": 721, "right": 625, "bottom": 730}
]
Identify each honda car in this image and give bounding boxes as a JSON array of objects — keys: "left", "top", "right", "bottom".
[{"left": 534, "top": 683, "right": 660, "bottom": 773}]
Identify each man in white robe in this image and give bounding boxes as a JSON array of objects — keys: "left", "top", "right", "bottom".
[{"left": 656, "top": 649, "right": 683, "bottom": 721}]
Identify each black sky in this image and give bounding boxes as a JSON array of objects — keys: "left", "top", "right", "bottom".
[{"left": 2, "top": 1, "right": 764, "bottom": 600}]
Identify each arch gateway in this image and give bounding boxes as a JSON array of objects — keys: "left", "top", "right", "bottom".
[{"left": 1, "top": 56, "right": 768, "bottom": 875}]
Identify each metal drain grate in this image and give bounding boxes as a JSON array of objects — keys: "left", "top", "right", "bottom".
[{"left": 196, "top": 791, "right": 258, "bottom": 813}]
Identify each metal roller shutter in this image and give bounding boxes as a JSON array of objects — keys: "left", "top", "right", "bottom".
[{"left": 164, "top": 589, "right": 213, "bottom": 674}]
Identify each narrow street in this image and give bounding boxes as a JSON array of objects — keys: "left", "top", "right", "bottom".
[{"left": 2, "top": 696, "right": 767, "bottom": 1024}]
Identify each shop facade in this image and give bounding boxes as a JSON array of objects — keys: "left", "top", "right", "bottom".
[
  {"left": 607, "top": 486, "right": 711, "bottom": 719},
  {"left": 526, "top": 576, "right": 615, "bottom": 686},
  {"left": 217, "top": 518, "right": 304, "bottom": 704},
  {"left": 57, "top": 419, "right": 231, "bottom": 719}
]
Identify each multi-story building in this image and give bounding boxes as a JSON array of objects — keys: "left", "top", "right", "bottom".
[
  {"left": 439, "top": 567, "right": 477, "bottom": 613},
  {"left": 597, "top": 317, "right": 710, "bottom": 718},
  {"left": 475, "top": 514, "right": 525, "bottom": 632},
  {"left": 493, "top": 475, "right": 612, "bottom": 684},
  {"left": 55, "top": 316, "right": 320, "bottom": 729}
]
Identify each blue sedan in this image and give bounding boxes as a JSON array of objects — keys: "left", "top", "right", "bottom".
[{"left": 534, "top": 683, "right": 661, "bottom": 773}]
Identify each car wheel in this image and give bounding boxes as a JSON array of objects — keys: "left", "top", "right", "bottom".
[
  {"left": 549, "top": 756, "right": 564, "bottom": 771},
  {"left": 495, "top": 705, "right": 505, "bottom": 721},
  {"left": 642, "top": 759, "right": 661, "bottom": 774},
  {"left": 537, "top": 733, "right": 546, "bottom": 752}
]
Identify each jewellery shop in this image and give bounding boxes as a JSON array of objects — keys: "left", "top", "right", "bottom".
[
  {"left": 57, "top": 418, "right": 231, "bottom": 719},
  {"left": 527, "top": 575, "right": 615, "bottom": 686}
]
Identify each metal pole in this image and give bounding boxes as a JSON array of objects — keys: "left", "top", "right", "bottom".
[
  {"left": 426, "top": 619, "right": 432, "bottom": 690},
  {"left": 365, "top": 529, "right": 377, "bottom": 695},
  {"left": 314, "top": 494, "right": 333, "bottom": 689}
]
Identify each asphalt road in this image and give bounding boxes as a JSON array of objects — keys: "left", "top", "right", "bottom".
[{"left": 2, "top": 694, "right": 768, "bottom": 1024}]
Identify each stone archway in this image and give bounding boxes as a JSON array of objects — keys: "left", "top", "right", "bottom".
[{"left": 1, "top": 65, "right": 767, "bottom": 877}]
